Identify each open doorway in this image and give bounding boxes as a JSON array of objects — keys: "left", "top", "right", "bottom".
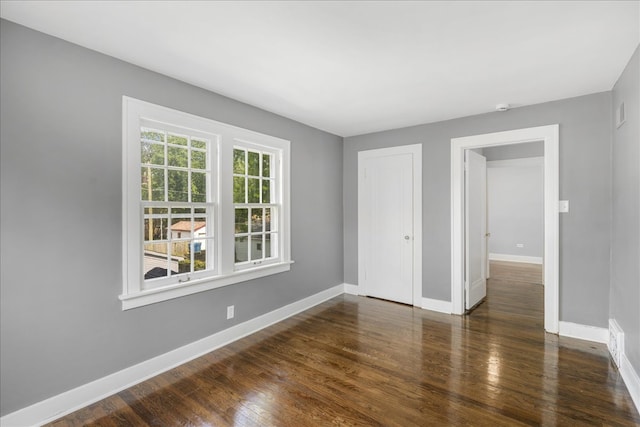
[
  {"left": 473, "top": 142, "right": 545, "bottom": 317},
  {"left": 451, "top": 125, "right": 559, "bottom": 334}
]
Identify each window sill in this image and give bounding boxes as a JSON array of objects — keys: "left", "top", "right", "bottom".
[{"left": 120, "top": 260, "right": 294, "bottom": 310}]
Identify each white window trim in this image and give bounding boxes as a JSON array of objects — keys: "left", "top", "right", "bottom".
[{"left": 121, "top": 96, "right": 292, "bottom": 310}]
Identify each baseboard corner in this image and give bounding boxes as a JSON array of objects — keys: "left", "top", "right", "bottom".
[
  {"left": 558, "top": 321, "right": 608, "bottom": 344},
  {"left": 421, "top": 297, "right": 452, "bottom": 314},
  {"left": 343, "top": 283, "right": 360, "bottom": 295}
]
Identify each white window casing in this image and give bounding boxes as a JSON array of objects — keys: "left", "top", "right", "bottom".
[{"left": 122, "top": 96, "right": 292, "bottom": 310}]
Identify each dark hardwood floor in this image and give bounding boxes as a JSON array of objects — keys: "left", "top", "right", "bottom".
[{"left": 48, "top": 262, "right": 639, "bottom": 426}]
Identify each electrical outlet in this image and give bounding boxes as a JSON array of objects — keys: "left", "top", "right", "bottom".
[
  {"left": 516, "top": 243, "right": 524, "bottom": 248},
  {"left": 227, "top": 305, "right": 235, "bottom": 320}
]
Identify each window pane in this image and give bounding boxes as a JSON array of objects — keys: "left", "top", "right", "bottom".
[
  {"left": 191, "top": 172, "right": 206, "bottom": 203},
  {"left": 194, "top": 218, "right": 206, "bottom": 235},
  {"left": 194, "top": 258, "right": 207, "bottom": 272},
  {"left": 144, "top": 207, "right": 168, "bottom": 215},
  {"left": 144, "top": 243, "right": 172, "bottom": 280},
  {"left": 193, "top": 215, "right": 212, "bottom": 231},
  {"left": 168, "top": 146, "right": 188, "bottom": 167},
  {"left": 141, "top": 142, "right": 164, "bottom": 165},
  {"left": 262, "top": 180, "right": 271, "bottom": 204},
  {"left": 265, "top": 233, "right": 272, "bottom": 258},
  {"left": 193, "top": 239, "right": 210, "bottom": 272},
  {"left": 168, "top": 134, "right": 187, "bottom": 146},
  {"left": 172, "top": 240, "right": 191, "bottom": 259},
  {"left": 262, "top": 154, "right": 271, "bottom": 177},
  {"left": 235, "top": 208, "right": 248, "bottom": 233},
  {"left": 141, "top": 168, "right": 149, "bottom": 200},
  {"left": 141, "top": 129, "right": 165, "bottom": 142},
  {"left": 248, "top": 178, "right": 260, "bottom": 203},
  {"left": 265, "top": 208, "right": 272, "bottom": 232},
  {"left": 235, "top": 236, "right": 248, "bottom": 263},
  {"left": 141, "top": 167, "right": 165, "bottom": 201},
  {"left": 144, "top": 217, "right": 168, "bottom": 241},
  {"left": 251, "top": 235, "right": 263, "bottom": 261},
  {"left": 171, "top": 206, "right": 191, "bottom": 217},
  {"left": 192, "top": 138, "right": 207, "bottom": 149},
  {"left": 171, "top": 217, "right": 192, "bottom": 237},
  {"left": 168, "top": 170, "right": 189, "bottom": 202},
  {"left": 251, "top": 208, "right": 263, "bottom": 232},
  {"left": 233, "top": 149, "right": 245, "bottom": 174},
  {"left": 191, "top": 150, "right": 206, "bottom": 170},
  {"left": 173, "top": 239, "right": 212, "bottom": 274},
  {"left": 234, "top": 176, "right": 246, "bottom": 203},
  {"left": 144, "top": 206, "right": 169, "bottom": 215},
  {"left": 248, "top": 151, "right": 260, "bottom": 176},
  {"left": 178, "top": 258, "right": 191, "bottom": 274}
]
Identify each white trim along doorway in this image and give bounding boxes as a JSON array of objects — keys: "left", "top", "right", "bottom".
[
  {"left": 451, "top": 125, "right": 559, "bottom": 333},
  {"left": 358, "top": 144, "right": 423, "bottom": 306}
]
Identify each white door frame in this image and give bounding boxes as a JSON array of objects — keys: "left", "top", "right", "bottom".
[
  {"left": 451, "top": 125, "right": 559, "bottom": 333},
  {"left": 358, "top": 144, "right": 423, "bottom": 306}
]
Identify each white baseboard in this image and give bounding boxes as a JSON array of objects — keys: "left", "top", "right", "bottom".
[
  {"left": 421, "top": 297, "right": 452, "bottom": 314},
  {"left": 558, "top": 321, "right": 608, "bottom": 343},
  {"left": 489, "top": 253, "right": 543, "bottom": 264},
  {"left": 343, "top": 283, "right": 360, "bottom": 295},
  {"left": 620, "top": 352, "right": 640, "bottom": 413},
  {"left": 0, "top": 284, "right": 345, "bottom": 427}
]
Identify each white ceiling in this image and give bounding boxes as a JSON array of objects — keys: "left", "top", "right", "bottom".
[{"left": 1, "top": 1, "right": 638, "bottom": 137}]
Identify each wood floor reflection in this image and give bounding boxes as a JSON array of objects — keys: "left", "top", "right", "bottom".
[{"left": 49, "top": 262, "right": 639, "bottom": 426}]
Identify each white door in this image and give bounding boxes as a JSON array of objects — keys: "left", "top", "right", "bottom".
[
  {"left": 359, "top": 149, "right": 415, "bottom": 305},
  {"left": 465, "top": 150, "right": 487, "bottom": 309}
]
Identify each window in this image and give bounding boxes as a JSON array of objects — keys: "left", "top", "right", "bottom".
[
  {"left": 233, "top": 146, "right": 278, "bottom": 267},
  {"left": 139, "top": 125, "right": 215, "bottom": 286},
  {"left": 122, "top": 97, "right": 291, "bottom": 309}
]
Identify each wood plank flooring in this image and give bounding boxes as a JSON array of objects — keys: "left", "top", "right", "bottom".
[{"left": 48, "top": 262, "right": 639, "bottom": 426}]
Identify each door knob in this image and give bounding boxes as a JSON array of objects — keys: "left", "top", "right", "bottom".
[{"left": 404, "top": 235, "right": 410, "bottom": 240}]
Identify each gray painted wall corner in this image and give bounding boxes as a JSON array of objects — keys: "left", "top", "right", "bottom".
[
  {"left": 0, "top": 19, "right": 344, "bottom": 416},
  {"left": 610, "top": 45, "right": 640, "bottom": 373}
]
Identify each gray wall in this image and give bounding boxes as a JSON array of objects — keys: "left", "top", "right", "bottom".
[
  {"left": 0, "top": 20, "right": 344, "bottom": 416},
  {"left": 610, "top": 46, "right": 640, "bottom": 375},
  {"left": 344, "top": 93, "right": 612, "bottom": 326},
  {"left": 487, "top": 158, "right": 544, "bottom": 258}
]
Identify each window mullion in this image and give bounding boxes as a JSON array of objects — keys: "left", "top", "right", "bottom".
[
  {"left": 187, "top": 136, "right": 192, "bottom": 205},
  {"left": 218, "top": 135, "right": 236, "bottom": 276},
  {"left": 163, "top": 131, "right": 169, "bottom": 202},
  {"left": 259, "top": 152, "right": 263, "bottom": 204}
]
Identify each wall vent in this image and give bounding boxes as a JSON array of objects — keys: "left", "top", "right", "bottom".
[{"left": 608, "top": 319, "right": 624, "bottom": 368}]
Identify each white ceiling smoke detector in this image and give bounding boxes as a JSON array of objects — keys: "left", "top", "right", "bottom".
[{"left": 496, "top": 104, "right": 511, "bottom": 112}]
